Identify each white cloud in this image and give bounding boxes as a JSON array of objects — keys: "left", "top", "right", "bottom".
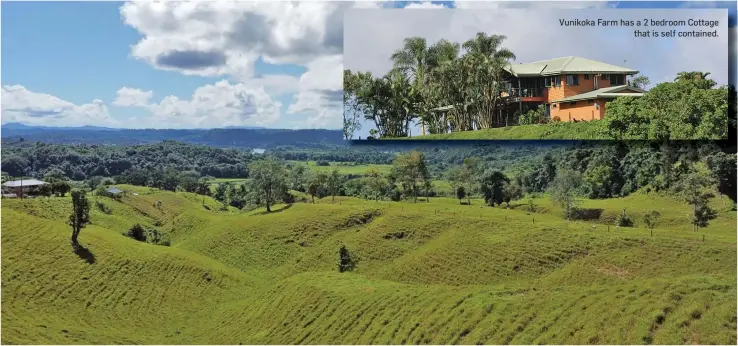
[
  {"left": 116, "top": 80, "right": 282, "bottom": 129},
  {"left": 1, "top": 85, "right": 114, "bottom": 127},
  {"left": 405, "top": 2, "right": 449, "bottom": 9},
  {"left": 344, "top": 8, "right": 729, "bottom": 87},
  {"left": 113, "top": 87, "right": 153, "bottom": 107},
  {"left": 119, "top": 1, "right": 383, "bottom": 129}
]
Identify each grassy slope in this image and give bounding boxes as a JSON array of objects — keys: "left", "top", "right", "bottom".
[
  {"left": 403, "top": 122, "right": 605, "bottom": 140},
  {"left": 2, "top": 187, "right": 735, "bottom": 344}
]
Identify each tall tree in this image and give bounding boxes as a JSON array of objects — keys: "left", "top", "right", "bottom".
[
  {"left": 391, "top": 150, "right": 430, "bottom": 203},
  {"left": 68, "top": 190, "right": 91, "bottom": 246},
  {"left": 480, "top": 170, "right": 510, "bottom": 207},
  {"left": 675, "top": 166, "right": 718, "bottom": 232},
  {"left": 327, "top": 169, "right": 343, "bottom": 202},
  {"left": 247, "top": 157, "right": 287, "bottom": 212},
  {"left": 549, "top": 169, "right": 583, "bottom": 220}
]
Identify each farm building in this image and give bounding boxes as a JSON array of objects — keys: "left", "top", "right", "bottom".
[{"left": 1, "top": 179, "right": 47, "bottom": 198}]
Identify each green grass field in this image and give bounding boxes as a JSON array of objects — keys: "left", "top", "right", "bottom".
[
  {"left": 403, "top": 122, "right": 605, "bottom": 140},
  {"left": 2, "top": 187, "right": 735, "bottom": 344}
]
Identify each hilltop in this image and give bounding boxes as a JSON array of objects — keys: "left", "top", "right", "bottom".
[{"left": 2, "top": 186, "right": 735, "bottom": 344}]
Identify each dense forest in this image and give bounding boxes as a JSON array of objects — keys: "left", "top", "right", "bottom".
[
  {"left": 1, "top": 141, "right": 254, "bottom": 180},
  {"left": 343, "top": 33, "right": 732, "bottom": 140}
]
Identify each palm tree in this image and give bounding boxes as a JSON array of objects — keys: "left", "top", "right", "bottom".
[
  {"left": 461, "top": 33, "right": 516, "bottom": 129},
  {"left": 390, "top": 37, "right": 432, "bottom": 136}
]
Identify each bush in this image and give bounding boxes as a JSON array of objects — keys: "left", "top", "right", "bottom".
[
  {"left": 124, "top": 223, "right": 171, "bottom": 246},
  {"left": 552, "top": 116, "right": 561, "bottom": 122},
  {"left": 125, "top": 224, "right": 147, "bottom": 242},
  {"left": 524, "top": 199, "right": 537, "bottom": 212},
  {"left": 316, "top": 160, "right": 330, "bottom": 166},
  {"left": 282, "top": 191, "right": 296, "bottom": 204},
  {"left": 338, "top": 245, "right": 357, "bottom": 272},
  {"left": 389, "top": 189, "right": 402, "bottom": 202},
  {"left": 615, "top": 208, "right": 634, "bottom": 227}
]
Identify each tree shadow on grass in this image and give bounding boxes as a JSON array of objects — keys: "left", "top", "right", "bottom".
[
  {"left": 72, "top": 243, "right": 96, "bottom": 264},
  {"left": 570, "top": 208, "right": 604, "bottom": 221},
  {"left": 253, "top": 203, "right": 293, "bottom": 216}
]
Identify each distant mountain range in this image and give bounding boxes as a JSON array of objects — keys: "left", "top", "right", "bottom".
[
  {"left": 1, "top": 122, "right": 344, "bottom": 148},
  {"left": 1, "top": 122, "right": 271, "bottom": 131}
]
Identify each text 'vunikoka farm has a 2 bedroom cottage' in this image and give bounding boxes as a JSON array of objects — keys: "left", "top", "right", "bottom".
[{"left": 501, "top": 56, "right": 647, "bottom": 123}]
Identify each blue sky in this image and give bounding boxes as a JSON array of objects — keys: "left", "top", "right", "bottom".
[{"left": 1, "top": 1, "right": 735, "bottom": 131}]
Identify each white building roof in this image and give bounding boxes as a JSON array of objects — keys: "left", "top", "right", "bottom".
[{"left": 2, "top": 179, "right": 47, "bottom": 187}]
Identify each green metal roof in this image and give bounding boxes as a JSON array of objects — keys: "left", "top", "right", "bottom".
[
  {"left": 552, "top": 85, "right": 647, "bottom": 103},
  {"left": 505, "top": 56, "right": 639, "bottom": 77}
]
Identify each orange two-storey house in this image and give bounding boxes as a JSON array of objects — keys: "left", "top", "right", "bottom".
[{"left": 502, "top": 56, "right": 647, "bottom": 122}]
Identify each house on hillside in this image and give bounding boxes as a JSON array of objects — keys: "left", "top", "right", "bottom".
[
  {"left": 106, "top": 186, "right": 125, "bottom": 197},
  {"left": 1, "top": 179, "right": 47, "bottom": 198},
  {"left": 501, "top": 56, "right": 646, "bottom": 122}
]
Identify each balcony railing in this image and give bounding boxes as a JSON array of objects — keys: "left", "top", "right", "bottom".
[{"left": 505, "top": 87, "right": 545, "bottom": 98}]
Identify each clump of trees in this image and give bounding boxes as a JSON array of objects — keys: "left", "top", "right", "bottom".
[
  {"left": 600, "top": 72, "right": 729, "bottom": 140},
  {"left": 344, "top": 32, "right": 516, "bottom": 139},
  {"left": 124, "top": 223, "right": 170, "bottom": 246}
]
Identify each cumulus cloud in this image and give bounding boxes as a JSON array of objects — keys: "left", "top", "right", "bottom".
[
  {"left": 404, "top": 2, "right": 449, "bottom": 9},
  {"left": 344, "top": 8, "right": 729, "bottom": 87},
  {"left": 1, "top": 85, "right": 114, "bottom": 127},
  {"left": 118, "top": 1, "right": 385, "bottom": 128},
  {"left": 113, "top": 87, "right": 153, "bottom": 107},
  {"left": 115, "top": 80, "right": 282, "bottom": 129}
]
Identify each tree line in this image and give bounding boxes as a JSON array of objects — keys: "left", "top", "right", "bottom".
[{"left": 1, "top": 140, "right": 253, "bottom": 182}]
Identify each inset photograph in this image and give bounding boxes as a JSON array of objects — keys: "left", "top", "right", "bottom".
[{"left": 343, "top": 8, "right": 730, "bottom": 140}]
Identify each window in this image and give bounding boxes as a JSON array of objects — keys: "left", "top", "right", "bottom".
[
  {"left": 611, "top": 74, "right": 625, "bottom": 85},
  {"left": 544, "top": 77, "right": 551, "bottom": 88},
  {"left": 601, "top": 74, "right": 609, "bottom": 81},
  {"left": 568, "top": 102, "right": 576, "bottom": 106},
  {"left": 584, "top": 74, "right": 590, "bottom": 80},
  {"left": 553, "top": 104, "right": 557, "bottom": 108},
  {"left": 553, "top": 76, "right": 562, "bottom": 87},
  {"left": 588, "top": 99, "right": 594, "bottom": 104},
  {"left": 566, "top": 74, "right": 579, "bottom": 86}
]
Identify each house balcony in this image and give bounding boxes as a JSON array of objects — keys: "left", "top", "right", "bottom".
[{"left": 501, "top": 87, "right": 545, "bottom": 103}]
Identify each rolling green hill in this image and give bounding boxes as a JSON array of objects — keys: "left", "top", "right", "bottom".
[{"left": 2, "top": 187, "right": 735, "bottom": 344}]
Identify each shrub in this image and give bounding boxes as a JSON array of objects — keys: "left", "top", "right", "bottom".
[
  {"left": 615, "top": 208, "right": 634, "bottom": 227},
  {"left": 552, "top": 116, "right": 561, "bottom": 122},
  {"left": 525, "top": 199, "right": 537, "bottom": 212},
  {"left": 125, "top": 224, "right": 147, "bottom": 242},
  {"left": 338, "top": 245, "right": 357, "bottom": 272},
  {"left": 316, "top": 160, "right": 330, "bottom": 166},
  {"left": 282, "top": 191, "right": 295, "bottom": 204}
]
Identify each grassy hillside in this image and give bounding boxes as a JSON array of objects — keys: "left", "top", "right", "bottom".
[
  {"left": 2, "top": 187, "right": 735, "bottom": 344},
  {"left": 404, "top": 122, "right": 604, "bottom": 140}
]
